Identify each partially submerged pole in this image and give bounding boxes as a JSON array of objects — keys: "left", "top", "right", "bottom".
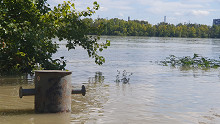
[
  {"left": 34, "top": 70, "right": 72, "bottom": 113},
  {"left": 19, "top": 70, "right": 86, "bottom": 113}
]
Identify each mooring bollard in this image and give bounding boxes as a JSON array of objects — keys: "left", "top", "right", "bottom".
[
  {"left": 19, "top": 87, "right": 35, "bottom": 98},
  {"left": 19, "top": 70, "right": 86, "bottom": 113}
]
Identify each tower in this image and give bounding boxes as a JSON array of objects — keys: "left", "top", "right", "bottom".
[{"left": 164, "top": 16, "right": 166, "bottom": 23}]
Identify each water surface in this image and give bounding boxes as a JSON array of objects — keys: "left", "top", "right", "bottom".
[{"left": 1, "top": 36, "right": 220, "bottom": 124}]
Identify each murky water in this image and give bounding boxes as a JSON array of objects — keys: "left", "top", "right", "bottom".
[{"left": 1, "top": 36, "right": 220, "bottom": 124}]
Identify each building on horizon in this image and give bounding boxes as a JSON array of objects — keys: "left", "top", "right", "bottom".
[
  {"left": 213, "top": 19, "right": 220, "bottom": 25},
  {"left": 164, "top": 16, "right": 166, "bottom": 23}
]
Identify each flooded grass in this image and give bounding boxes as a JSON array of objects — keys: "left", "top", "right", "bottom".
[
  {"left": 160, "top": 54, "right": 220, "bottom": 70},
  {"left": 115, "top": 70, "right": 133, "bottom": 84}
]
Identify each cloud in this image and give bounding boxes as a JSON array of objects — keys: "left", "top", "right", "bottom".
[
  {"left": 97, "top": 0, "right": 133, "bottom": 11},
  {"left": 182, "top": 0, "right": 214, "bottom": 2},
  {"left": 66, "top": 0, "right": 134, "bottom": 13},
  {"left": 133, "top": 0, "right": 216, "bottom": 25},
  {"left": 94, "top": 0, "right": 134, "bottom": 18},
  {"left": 99, "top": 7, "right": 108, "bottom": 12},
  {"left": 145, "top": 1, "right": 203, "bottom": 15},
  {"left": 46, "top": 0, "right": 219, "bottom": 25},
  {"left": 47, "top": 0, "right": 65, "bottom": 7},
  {"left": 174, "top": 12, "right": 185, "bottom": 16},
  {"left": 191, "top": 10, "right": 210, "bottom": 16},
  {"left": 135, "top": 0, "right": 204, "bottom": 14},
  {"left": 119, "top": 12, "right": 124, "bottom": 17}
]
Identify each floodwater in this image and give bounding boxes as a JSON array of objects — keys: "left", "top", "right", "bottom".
[{"left": 1, "top": 36, "right": 220, "bottom": 124}]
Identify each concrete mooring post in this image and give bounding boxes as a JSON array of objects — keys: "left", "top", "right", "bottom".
[{"left": 19, "top": 70, "right": 86, "bottom": 113}]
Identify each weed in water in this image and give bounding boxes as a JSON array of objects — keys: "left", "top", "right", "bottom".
[
  {"left": 115, "top": 70, "right": 133, "bottom": 84},
  {"left": 160, "top": 54, "right": 220, "bottom": 70}
]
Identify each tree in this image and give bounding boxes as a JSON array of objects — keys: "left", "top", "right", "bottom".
[
  {"left": 81, "top": 17, "right": 220, "bottom": 38},
  {"left": 199, "top": 25, "right": 209, "bottom": 38},
  {"left": 210, "top": 25, "right": 220, "bottom": 38},
  {"left": 189, "top": 27, "right": 196, "bottom": 38},
  {"left": 0, "top": 0, "right": 110, "bottom": 75},
  {"left": 181, "top": 25, "right": 188, "bottom": 37}
]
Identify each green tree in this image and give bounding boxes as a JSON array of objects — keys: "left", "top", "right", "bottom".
[
  {"left": 189, "top": 27, "right": 196, "bottom": 38},
  {"left": 156, "top": 23, "right": 169, "bottom": 37},
  {"left": 169, "top": 24, "right": 176, "bottom": 37},
  {"left": 175, "top": 26, "right": 182, "bottom": 37},
  {"left": 0, "top": 0, "right": 110, "bottom": 75},
  {"left": 210, "top": 25, "right": 220, "bottom": 38},
  {"left": 82, "top": 17, "right": 220, "bottom": 38},
  {"left": 199, "top": 25, "right": 209, "bottom": 38},
  {"left": 181, "top": 25, "right": 188, "bottom": 37}
]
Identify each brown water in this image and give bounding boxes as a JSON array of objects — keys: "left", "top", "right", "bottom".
[{"left": 1, "top": 36, "right": 220, "bottom": 124}]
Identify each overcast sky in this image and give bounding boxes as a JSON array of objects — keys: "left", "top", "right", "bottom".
[{"left": 47, "top": 0, "right": 220, "bottom": 26}]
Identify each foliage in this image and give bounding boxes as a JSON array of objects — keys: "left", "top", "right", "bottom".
[
  {"left": 160, "top": 54, "right": 220, "bottom": 69},
  {"left": 83, "top": 18, "right": 220, "bottom": 38},
  {"left": 0, "top": 0, "right": 110, "bottom": 75}
]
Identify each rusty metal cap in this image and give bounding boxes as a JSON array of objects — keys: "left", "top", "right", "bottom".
[{"left": 34, "top": 70, "right": 72, "bottom": 74}]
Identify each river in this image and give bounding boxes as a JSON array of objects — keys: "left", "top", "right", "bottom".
[{"left": 1, "top": 36, "right": 220, "bottom": 124}]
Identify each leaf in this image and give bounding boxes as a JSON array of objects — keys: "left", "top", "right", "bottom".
[
  {"left": 106, "top": 40, "right": 111, "bottom": 46},
  {"left": 99, "top": 48, "right": 103, "bottom": 52}
]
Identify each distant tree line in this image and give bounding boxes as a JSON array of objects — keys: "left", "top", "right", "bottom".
[{"left": 82, "top": 18, "right": 220, "bottom": 38}]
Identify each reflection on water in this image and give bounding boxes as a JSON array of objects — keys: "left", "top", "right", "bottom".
[
  {"left": 70, "top": 71, "right": 109, "bottom": 123},
  {"left": 0, "top": 109, "right": 34, "bottom": 116},
  {"left": 88, "top": 71, "right": 105, "bottom": 84},
  {"left": 1, "top": 36, "right": 220, "bottom": 124},
  {"left": 0, "top": 75, "right": 33, "bottom": 86},
  {"left": 198, "top": 108, "right": 220, "bottom": 124},
  {"left": 0, "top": 112, "right": 71, "bottom": 124}
]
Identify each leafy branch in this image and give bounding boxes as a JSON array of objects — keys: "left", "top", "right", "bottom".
[{"left": 0, "top": 0, "right": 110, "bottom": 75}]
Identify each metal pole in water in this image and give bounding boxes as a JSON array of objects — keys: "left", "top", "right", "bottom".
[
  {"left": 34, "top": 70, "right": 72, "bottom": 113},
  {"left": 19, "top": 87, "right": 35, "bottom": 98},
  {"left": 72, "top": 85, "right": 86, "bottom": 96},
  {"left": 19, "top": 70, "right": 86, "bottom": 113}
]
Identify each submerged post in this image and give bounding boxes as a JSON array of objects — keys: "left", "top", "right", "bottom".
[
  {"left": 34, "top": 70, "right": 72, "bottom": 113},
  {"left": 19, "top": 70, "right": 86, "bottom": 113}
]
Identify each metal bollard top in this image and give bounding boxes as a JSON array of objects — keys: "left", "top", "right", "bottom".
[
  {"left": 35, "top": 70, "right": 72, "bottom": 74},
  {"left": 19, "top": 87, "right": 23, "bottom": 98}
]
